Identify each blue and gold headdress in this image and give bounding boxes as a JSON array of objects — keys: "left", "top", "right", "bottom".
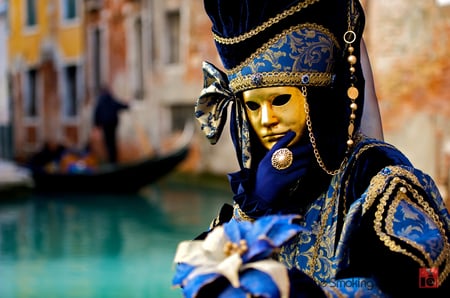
[{"left": 196, "top": 0, "right": 365, "bottom": 171}]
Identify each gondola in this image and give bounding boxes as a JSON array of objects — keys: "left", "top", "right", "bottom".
[{"left": 30, "top": 125, "right": 193, "bottom": 194}]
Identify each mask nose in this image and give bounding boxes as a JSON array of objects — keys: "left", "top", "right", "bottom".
[{"left": 261, "top": 103, "right": 278, "bottom": 127}]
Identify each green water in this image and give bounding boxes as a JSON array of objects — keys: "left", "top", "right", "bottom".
[{"left": 0, "top": 175, "right": 232, "bottom": 298}]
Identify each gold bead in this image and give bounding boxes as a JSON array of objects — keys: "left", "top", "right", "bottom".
[
  {"left": 348, "top": 55, "right": 357, "bottom": 65},
  {"left": 349, "top": 66, "right": 355, "bottom": 73},
  {"left": 350, "top": 103, "right": 358, "bottom": 110},
  {"left": 347, "top": 139, "right": 354, "bottom": 146},
  {"left": 348, "top": 46, "right": 354, "bottom": 53},
  {"left": 347, "top": 86, "right": 359, "bottom": 100},
  {"left": 348, "top": 123, "right": 354, "bottom": 135},
  {"left": 350, "top": 113, "right": 356, "bottom": 120},
  {"left": 400, "top": 187, "right": 407, "bottom": 193}
]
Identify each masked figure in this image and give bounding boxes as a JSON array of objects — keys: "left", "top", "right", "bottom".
[{"left": 174, "top": 1, "right": 450, "bottom": 297}]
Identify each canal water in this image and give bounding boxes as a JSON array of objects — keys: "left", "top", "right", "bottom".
[{"left": 0, "top": 174, "right": 232, "bottom": 298}]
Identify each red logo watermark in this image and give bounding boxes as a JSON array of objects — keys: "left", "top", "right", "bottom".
[{"left": 419, "top": 268, "right": 439, "bottom": 288}]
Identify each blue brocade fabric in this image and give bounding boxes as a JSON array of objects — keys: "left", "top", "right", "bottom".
[{"left": 229, "top": 136, "right": 450, "bottom": 297}]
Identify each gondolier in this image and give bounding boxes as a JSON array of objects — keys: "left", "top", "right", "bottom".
[{"left": 94, "top": 85, "right": 129, "bottom": 164}]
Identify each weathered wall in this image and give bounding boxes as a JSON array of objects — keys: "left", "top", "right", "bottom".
[{"left": 364, "top": 0, "right": 450, "bottom": 199}]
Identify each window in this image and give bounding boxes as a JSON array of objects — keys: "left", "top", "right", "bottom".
[
  {"left": 25, "top": 69, "right": 38, "bottom": 117},
  {"left": 62, "top": 0, "right": 78, "bottom": 20},
  {"left": 25, "top": 0, "right": 37, "bottom": 27},
  {"left": 171, "top": 104, "right": 193, "bottom": 131},
  {"left": 166, "top": 10, "right": 180, "bottom": 64},
  {"left": 63, "top": 65, "right": 78, "bottom": 117}
]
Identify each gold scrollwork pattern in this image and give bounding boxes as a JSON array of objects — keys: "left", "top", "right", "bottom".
[
  {"left": 225, "top": 23, "right": 340, "bottom": 77},
  {"left": 365, "top": 166, "right": 450, "bottom": 285},
  {"left": 302, "top": 140, "right": 399, "bottom": 284},
  {"left": 278, "top": 139, "right": 449, "bottom": 290}
]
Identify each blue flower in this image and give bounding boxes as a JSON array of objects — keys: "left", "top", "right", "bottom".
[{"left": 172, "top": 214, "right": 307, "bottom": 298}]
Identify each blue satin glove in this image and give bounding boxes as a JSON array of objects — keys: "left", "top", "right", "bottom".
[{"left": 230, "top": 131, "right": 312, "bottom": 217}]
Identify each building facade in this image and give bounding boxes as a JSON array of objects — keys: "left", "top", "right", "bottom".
[
  {"left": 8, "top": 0, "right": 85, "bottom": 159},
  {"left": 6, "top": 0, "right": 235, "bottom": 171},
  {"left": 4, "top": 0, "right": 450, "bottom": 200}
]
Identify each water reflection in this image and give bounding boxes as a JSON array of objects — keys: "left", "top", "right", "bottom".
[{"left": 0, "top": 179, "right": 231, "bottom": 298}]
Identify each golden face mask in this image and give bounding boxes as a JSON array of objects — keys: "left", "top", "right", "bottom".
[{"left": 242, "top": 86, "right": 306, "bottom": 150}]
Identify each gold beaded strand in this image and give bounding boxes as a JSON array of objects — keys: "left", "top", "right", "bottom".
[{"left": 344, "top": 0, "right": 359, "bottom": 149}]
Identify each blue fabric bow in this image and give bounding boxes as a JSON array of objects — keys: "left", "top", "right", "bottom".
[{"left": 195, "top": 61, "right": 252, "bottom": 169}]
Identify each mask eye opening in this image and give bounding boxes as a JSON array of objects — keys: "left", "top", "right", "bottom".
[
  {"left": 245, "top": 101, "right": 260, "bottom": 111},
  {"left": 272, "top": 94, "right": 291, "bottom": 106}
]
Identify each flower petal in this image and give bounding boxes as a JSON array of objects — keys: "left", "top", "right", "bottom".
[
  {"left": 174, "top": 240, "right": 221, "bottom": 266},
  {"left": 174, "top": 241, "right": 203, "bottom": 263},
  {"left": 239, "top": 268, "right": 281, "bottom": 298},
  {"left": 172, "top": 263, "right": 196, "bottom": 286},
  {"left": 243, "top": 240, "right": 274, "bottom": 262},
  {"left": 202, "top": 226, "right": 228, "bottom": 260},
  {"left": 223, "top": 219, "right": 252, "bottom": 243},
  {"left": 244, "top": 225, "right": 304, "bottom": 262},
  {"left": 218, "top": 285, "right": 248, "bottom": 298},
  {"left": 174, "top": 227, "right": 230, "bottom": 267},
  {"left": 243, "top": 215, "right": 305, "bottom": 262},
  {"left": 266, "top": 221, "right": 306, "bottom": 246},
  {"left": 216, "top": 253, "right": 243, "bottom": 288},
  {"left": 242, "top": 260, "right": 290, "bottom": 298},
  {"left": 183, "top": 272, "right": 222, "bottom": 298}
]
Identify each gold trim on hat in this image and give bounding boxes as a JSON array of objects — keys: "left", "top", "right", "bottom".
[
  {"left": 225, "top": 23, "right": 340, "bottom": 76},
  {"left": 213, "top": 0, "right": 321, "bottom": 45},
  {"left": 230, "top": 71, "right": 333, "bottom": 93}
]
